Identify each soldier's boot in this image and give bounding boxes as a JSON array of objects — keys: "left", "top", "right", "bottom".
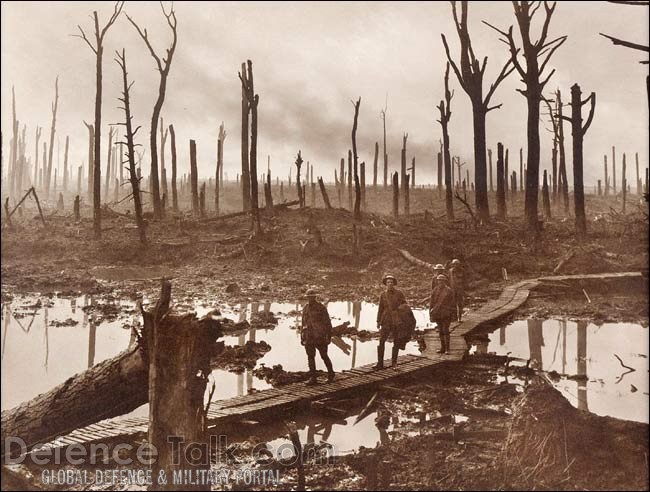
[
  {"left": 306, "top": 375, "right": 319, "bottom": 386},
  {"left": 324, "top": 357, "right": 335, "bottom": 383},
  {"left": 436, "top": 335, "right": 445, "bottom": 354},
  {"left": 374, "top": 344, "right": 385, "bottom": 369},
  {"left": 391, "top": 345, "right": 400, "bottom": 369},
  {"left": 306, "top": 357, "right": 318, "bottom": 385}
]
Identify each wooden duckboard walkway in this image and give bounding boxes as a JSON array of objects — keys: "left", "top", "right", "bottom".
[{"left": 35, "top": 271, "right": 644, "bottom": 451}]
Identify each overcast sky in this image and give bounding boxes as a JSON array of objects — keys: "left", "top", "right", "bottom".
[{"left": 1, "top": 1, "right": 648, "bottom": 186}]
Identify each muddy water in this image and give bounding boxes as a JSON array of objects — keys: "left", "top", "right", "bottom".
[
  {"left": 0, "top": 295, "right": 433, "bottom": 412},
  {"left": 474, "top": 319, "right": 649, "bottom": 423}
]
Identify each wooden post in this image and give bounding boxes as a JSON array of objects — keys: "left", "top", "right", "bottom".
[
  {"left": 392, "top": 171, "right": 399, "bottom": 218},
  {"left": 496, "top": 143, "right": 506, "bottom": 219},
  {"left": 190, "top": 139, "right": 199, "bottom": 215},
  {"left": 318, "top": 177, "right": 332, "bottom": 209}
]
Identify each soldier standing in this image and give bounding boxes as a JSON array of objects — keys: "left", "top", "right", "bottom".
[
  {"left": 431, "top": 263, "right": 446, "bottom": 289},
  {"left": 429, "top": 274, "right": 455, "bottom": 354},
  {"left": 376, "top": 274, "right": 406, "bottom": 369},
  {"left": 301, "top": 289, "right": 335, "bottom": 385},
  {"left": 448, "top": 258, "right": 465, "bottom": 321}
]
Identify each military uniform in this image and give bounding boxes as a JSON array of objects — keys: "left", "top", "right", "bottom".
[
  {"left": 301, "top": 300, "right": 334, "bottom": 382},
  {"left": 449, "top": 264, "right": 465, "bottom": 320},
  {"left": 376, "top": 285, "right": 413, "bottom": 368},
  {"left": 429, "top": 280, "right": 455, "bottom": 353}
]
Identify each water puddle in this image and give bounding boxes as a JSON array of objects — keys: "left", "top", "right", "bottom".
[
  {"left": 1, "top": 295, "right": 432, "bottom": 412},
  {"left": 472, "top": 319, "right": 649, "bottom": 423}
]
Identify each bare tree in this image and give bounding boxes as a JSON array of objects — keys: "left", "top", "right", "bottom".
[
  {"left": 351, "top": 97, "right": 361, "bottom": 220},
  {"left": 103, "top": 127, "right": 116, "bottom": 201},
  {"left": 74, "top": 1, "right": 124, "bottom": 238},
  {"left": 485, "top": 1, "right": 567, "bottom": 229},
  {"left": 380, "top": 96, "right": 388, "bottom": 188},
  {"left": 561, "top": 83, "right": 595, "bottom": 237},
  {"left": 295, "top": 151, "right": 304, "bottom": 208},
  {"left": 442, "top": 1, "right": 515, "bottom": 223},
  {"left": 115, "top": 49, "right": 146, "bottom": 244},
  {"left": 33, "top": 127, "right": 42, "bottom": 191},
  {"left": 215, "top": 122, "right": 226, "bottom": 215},
  {"left": 240, "top": 62, "right": 251, "bottom": 212},
  {"left": 159, "top": 118, "right": 169, "bottom": 205},
  {"left": 45, "top": 77, "right": 59, "bottom": 198},
  {"left": 239, "top": 60, "right": 260, "bottom": 234},
  {"left": 126, "top": 2, "right": 177, "bottom": 220},
  {"left": 437, "top": 63, "right": 454, "bottom": 220},
  {"left": 169, "top": 124, "right": 178, "bottom": 211}
]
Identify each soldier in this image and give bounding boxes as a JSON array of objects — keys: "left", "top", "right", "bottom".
[
  {"left": 301, "top": 289, "right": 335, "bottom": 385},
  {"left": 431, "top": 263, "right": 446, "bottom": 289},
  {"left": 429, "top": 274, "right": 455, "bottom": 354},
  {"left": 375, "top": 274, "right": 407, "bottom": 369},
  {"left": 448, "top": 258, "right": 465, "bottom": 321}
]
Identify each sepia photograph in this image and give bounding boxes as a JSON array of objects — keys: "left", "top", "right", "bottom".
[{"left": 1, "top": 1, "right": 648, "bottom": 490}]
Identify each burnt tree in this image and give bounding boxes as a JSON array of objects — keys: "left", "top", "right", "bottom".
[
  {"left": 169, "top": 124, "right": 178, "bottom": 211},
  {"left": 442, "top": 0, "right": 514, "bottom": 222},
  {"left": 486, "top": 1, "right": 567, "bottom": 229},
  {"left": 240, "top": 62, "right": 251, "bottom": 212},
  {"left": 437, "top": 62, "right": 454, "bottom": 220},
  {"left": 45, "top": 77, "right": 59, "bottom": 198},
  {"left": 126, "top": 3, "right": 178, "bottom": 220},
  {"left": 295, "top": 151, "right": 304, "bottom": 208},
  {"left": 215, "top": 122, "right": 226, "bottom": 215},
  {"left": 239, "top": 60, "right": 261, "bottom": 234},
  {"left": 372, "top": 141, "right": 379, "bottom": 190},
  {"left": 351, "top": 97, "right": 361, "bottom": 219},
  {"left": 542, "top": 169, "right": 551, "bottom": 217},
  {"left": 75, "top": 1, "right": 124, "bottom": 238},
  {"left": 190, "top": 139, "right": 199, "bottom": 215},
  {"left": 496, "top": 142, "right": 507, "bottom": 219},
  {"left": 400, "top": 133, "right": 408, "bottom": 213},
  {"left": 160, "top": 118, "right": 169, "bottom": 203},
  {"left": 381, "top": 101, "right": 388, "bottom": 188},
  {"left": 318, "top": 177, "right": 332, "bottom": 209},
  {"left": 561, "top": 83, "right": 595, "bottom": 237},
  {"left": 392, "top": 171, "right": 399, "bottom": 218},
  {"left": 116, "top": 49, "right": 146, "bottom": 244}
]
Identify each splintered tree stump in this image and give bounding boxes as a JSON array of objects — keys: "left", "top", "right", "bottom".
[
  {"left": 74, "top": 195, "right": 81, "bottom": 222},
  {"left": 145, "top": 281, "right": 221, "bottom": 491},
  {"left": 317, "top": 177, "right": 332, "bottom": 209},
  {"left": 392, "top": 171, "right": 399, "bottom": 218}
]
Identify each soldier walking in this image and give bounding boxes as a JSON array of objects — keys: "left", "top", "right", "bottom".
[
  {"left": 448, "top": 258, "right": 465, "bottom": 321},
  {"left": 301, "top": 289, "right": 335, "bottom": 385},
  {"left": 429, "top": 274, "right": 455, "bottom": 354},
  {"left": 376, "top": 274, "right": 407, "bottom": 369}
]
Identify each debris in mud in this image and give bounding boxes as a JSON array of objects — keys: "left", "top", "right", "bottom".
[
  {"left": 225, "top": 283, "right": 241, "bottom": 294},
  {"left": 251, "top": 310, "right": 279, "bottom": 328},
  {"left": 212, "top": 340, "right": 272, "bottom": 373},
  {"left": 252, "top": 364, "right": 326, "bottom": 386},
  {"left": 49, "top": 317, "right": 78, "bottom": 327}
]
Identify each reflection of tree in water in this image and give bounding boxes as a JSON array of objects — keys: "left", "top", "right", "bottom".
[
  {"left": 576, "top": 320, "right": 589, "bottom": 412},
  {"left": 527, "top": 319, "right": 544, "bottom": 370}
]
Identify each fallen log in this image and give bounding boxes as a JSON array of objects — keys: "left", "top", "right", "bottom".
[
  {"left": 1, "top": 343, "right": 148, "bottom": 459},
  {"left": 398, "top": 249, "right": 437, "bottom": 271},
  {"left": 200, "top": 200, "right": 299, "bottom": 223},
  {"left": 0, "top": 282, "right": 222, "bottom": 460}
]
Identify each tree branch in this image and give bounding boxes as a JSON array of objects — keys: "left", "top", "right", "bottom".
[
  {"left": 581, "top": 92, "right": 596, "bottom": 134},
  {"left": 599, "top": 33, "right": 650, "bottom": 52}
]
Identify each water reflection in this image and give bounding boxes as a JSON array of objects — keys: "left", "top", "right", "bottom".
[
  {"left": 0, "top": 295, "right": 429, "bottom": 410},
  {"left": 485, "top": 319, "right": 649, "bottom": 423}
]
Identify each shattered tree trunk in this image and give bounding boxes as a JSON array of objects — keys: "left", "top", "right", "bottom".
[
  {"left": 400, "top": 133, "right": 407, "bottom": 214},
  {"left": 63, "top": 136, "right": 69, "bottom": 193},
  {"left": 612, "top": 146, "right": 617, "bottom": 195},
  {"left": 542, "top": 169, "right": 551, "bottom": 218},
  {"left": 170, "top": 124, "right": 178, "bottom": 211},
  {"left": 438, "top": 151, "right": 443, "bottom": 197},
  {"left": 116, "top": 49, "right": 146, "bottom": 244},
  {"left": 568, "top": 83, "right": 596, "bottom": 237},
  {"left": 46, "top": 77, "right": 59, "bottom": 198},
  {"left": 240, "top": 62, "right": 251, "bottom": 212},
  {"left": 635, "top": 152, "right": 640, "bottom": 195},
  {"left": 604, "top": 155, "right": 609, "bottom": 196},
  {"left": 318, "top": 177, "right": 332, "bottom": 209},
  {"left": 347, "top": 149, "right": 353, "bottom": 210},
  {"left": 622, "top": 153, "right": 627, "bottom": 213},
  {"left": 496, "top": 142, "right": 506, "bottom": 219},
  {"left": 438, "top": 63, "right": 454, "bottom": 220},
  {"left": 557, "top": 91, "right": 569, "bottom": 213},
  {"left": 360, "top": 161, "right": 366, "bottom": 210},
  {"left": 488, "top": 148, "right": 493, "bottom": 192},
  {"left": 351, "top": 97, "right": 361, "bottom": 220},
  {"left": 372, "top": 141, "right": 378, "bottom": 190},
  {"left": 392, "top": 171, "right": 399, "bottom": 218},
  {"left": 190, "top": 139, "right": 199, "bottom": 215},
  {"left": 146, "top": 281, "right": 220, "bottom": 491},
  {"left": 264, "top": 170, "right": 274, "bottom": 210}
]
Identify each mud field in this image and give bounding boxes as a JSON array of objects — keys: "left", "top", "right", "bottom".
[{"left": 2, "top": 186, "right": 648, "bottom": 491}]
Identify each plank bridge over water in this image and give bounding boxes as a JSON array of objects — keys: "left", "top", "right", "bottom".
[{"left": 37, "top": 271, "right": 643, "bottom": 450}]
